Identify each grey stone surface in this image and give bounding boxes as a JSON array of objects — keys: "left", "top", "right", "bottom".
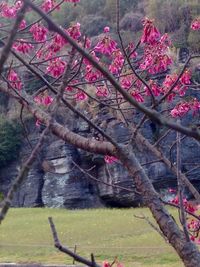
[{"left": 0, "top": 101, "right": 200, "bottom": 208}]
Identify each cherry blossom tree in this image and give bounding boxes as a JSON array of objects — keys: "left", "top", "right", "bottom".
[{"left": 0, "top": 1, "right": 200, "bottom": 266}]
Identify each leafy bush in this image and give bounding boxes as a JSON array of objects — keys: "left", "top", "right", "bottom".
[
  {"left": 120, "top": 12, "right": 143, "bottom": 32},
  {"left": 188, "top": 30, "right": 200, "bottom": 52},
  {"left": 0, "top": 117, "right": 22, "bottom": 167},
  {"left": 81, "top": 15, "right": 110, "bottom": 36}
]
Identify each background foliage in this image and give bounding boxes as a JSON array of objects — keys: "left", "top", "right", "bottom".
[{"left": 0, "top": 117, "right": 22, "bottom": 167}]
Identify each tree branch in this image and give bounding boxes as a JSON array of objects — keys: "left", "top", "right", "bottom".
[
  {"left": 23, "top": 0, "right": 200, "bottom": 141},
  {"left": 48, "top": 217, "right": 101, "bottom": 267}
]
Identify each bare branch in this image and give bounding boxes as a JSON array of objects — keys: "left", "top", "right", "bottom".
[{"left": 48, "top": 217, "right": 101, "bottom": 267}]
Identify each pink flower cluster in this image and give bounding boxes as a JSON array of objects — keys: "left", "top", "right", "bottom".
[
  {"left": 145, "top": 80, "right": 161, "bottom": 97},
  {"left": 96, "top": 86, "right": 109, "bottom": 97},
  {"left": 8, "top": 70, "right": 22, "bottom": 90},
  {"left": 128, "top": 42, "right": 138, "bottom": 59},
  {"left": 34, "top": 94, "right": 53, "bottom": 106},
  {"left": 75, "top": 91, "right": 87, "bottom": 101},
  {"left": 13, "top": 40, "right": 34, "bottom": 54},
  {"left": 67, "top": 22, "right": 81, "bottom": 40},
  {"left": 42, "top": 0, "right": 80, "bottom": 12},
  {"left": 85, "top": 64, "right": 102, "bottom": 83},
  {"left": 50, "top": 33, "right": 67, "bottom": 53},
  {"left": 141, "top": 18, "right": 160, "bottom": 45},
  {"left": 36, "top": 23, "right": 81, "bottom": 60},
  {"left": 188, "top": 219, "right": 200, "bottom": 243},
  {"left": 131, "top": 90, "right": 144, "bottom": 102},
  {"left": 191, "top": 18, "right": 200, "bottom": 30},
  {"left": 41, "top": 0, "right": 56, "bottom": 12},
  {"left": 103, "top": 261, "right": 124, "bottom": 267},
  {"left": 0, "top": 1, "right": 22, "bottom": 18},
  {"left": 170, "top": 99, "right": 200, "bottom": 118},
  {"left": 170, "top": 102, "right": 190, "bottom": 118},
  {"left": 120, "top": 74, "right": 134, "bottom": 90},
  {"left": 171, "top": 196, "right": 197, "bottom": 214},
  {"left": 109, "top": 49, "right": 124, "bottom": 75},
  {"left": 95, "top": 36, "right": 117, "bottom": 56},
  {"left": 46, "top": 58, "right": 66, "bottom": 77},
  {"left": 162, "top": 70, "right": 191, "bottom": 102},
  {"left": 140, "top": 33, "right": 172, "bottom": 74},
  {"left": 104, "top": 155, "right": 118, "bottom": 164},
  {"left": 30, "top": 23, "right": 48, "bottom": 42},
  {"left": 169, "top": 192, "right": 200, "bottom": 243},
  {"left": 19, "top": 19, "right": 26, "bottom": 30}
]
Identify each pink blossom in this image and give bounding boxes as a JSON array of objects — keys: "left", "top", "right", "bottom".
[
  {"left": 104, "top": 26, "right": 110, "bottom": 33},
  {"left": 85, "top": 64, "right": 101, "bottom": 83},
  {"left": 8, "top": 70, "right": 22, "bottom": 90},
  {"left": 171, "top": 195, "right": 179, "bottom": 205},
  {"left": 15, "top": 1, "right": 23, "bottom": 10},
  {"left": 102, "top": 262, "right": 111, "bottom": 267},
  {"left": 145, "top": 80, "right": 161, "bottom": 97},
  {"left": 96, "top": 86, "right": 109, "bottom": 97},
  {"left": 1, "top": 3, "right": 17, "bottom": 18},
  {"left": 65, "top": 86, "right": 74, "bottom": 92},
  {"left": 109, "top": 49, "right": 124, "bottom": 74},
  {"left": 19, "top": 19, "right": 26, "bottom": 30},
  {"left": 140, "top": 33, "right": 172, "bottom": 74},
  {"left": 104, "top": 156, "right": 118, "bottom": 164},
  {"left": 131, "top": 90, "right": 144, "bottom": 102},
  {"left": 35, "top": 119, "right": 42, "bottom": 127},
  {"left": 36, "top": 48, "right": 54, "bottom": 60},
  {"left": 67, "top": 22, "right": 81, "bottom": 40},
  {"left": 34, "top": 95, "right": 53, "bottom": 106},
  {"left": 46, "top": 58, "right": 66, "bottom": 77},
  {"left": 13, "top": 40, "right": 34, "bottom": 54},
  {"left": 191, "top": 18, "right": 200, "bottom": 30},
  {"left": 64, "top": 80, "right": 78, "bottom": 92},
  {"left": 30, "top": 23, "right": 48, "bottom": 42},
  {"left": 191, "top": 98, "right": 200, "bottom": 115},
  {"left": 41, "top": 0, "right": 56, "bottom": 12},
  {"left": 170, "top": 102, "right": 190, "bottom": 118},
  {"left": 95, "top": 37, "right": 117, "bottom": 56},
  {"left": 120, "top": 74, "right": 134, "bottom": 90},
  {"left": 47, "top": 32, "right": 68, "bottom": 54},
  {"left": 141, "top": 18, "right": 160, "bottom": 45},
  {"left": 168, "top": 188, "right": 176, "bottom": 193},
  {"left": 140, "top": 53, "right": 172, "bottom": 74},
  {"left": 180, "top": 70, "right": 191, "bottom": 85},
  {"left": 128, "top": 42, "right": 138, "bottom": 59},
  {"left": 162, "top": 74, "right": 181, "bottom": 101},
  {"left": 75, "top": 91, "right": 87, "bottom": 101},
  {"left": 162, "top": 72, "right": 191, "bottom": 100}
]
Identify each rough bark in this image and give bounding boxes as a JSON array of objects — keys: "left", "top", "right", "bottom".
[{"left": 117, "top": 145, "right": 200, "bottom": 267}]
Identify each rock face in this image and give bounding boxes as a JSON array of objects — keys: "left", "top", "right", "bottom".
[{"left": 0, "top": 106, "right": 200, "bottom": 208}]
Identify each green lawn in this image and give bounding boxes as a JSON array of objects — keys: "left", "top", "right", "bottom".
[{"left": 0, "top": 208, "right": 184, "bottom": 267}]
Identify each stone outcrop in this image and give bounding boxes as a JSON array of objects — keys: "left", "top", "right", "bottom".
[{"left": 0, "top": 103, "right": 200, "bottom": 209}]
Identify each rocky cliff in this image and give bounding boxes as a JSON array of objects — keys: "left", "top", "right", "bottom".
[{"left": 1, "top": 99, "right": 200, "bottom": 209}]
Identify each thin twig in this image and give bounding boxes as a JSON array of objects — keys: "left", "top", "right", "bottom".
[{"left": 48, "top": 217, "right": 101, "bottom": 267}]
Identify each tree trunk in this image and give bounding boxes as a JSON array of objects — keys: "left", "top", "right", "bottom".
[{"left": 117, "top": 146, "right": 200, "bottom": 267}]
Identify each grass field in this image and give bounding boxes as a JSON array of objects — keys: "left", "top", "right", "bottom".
[{"left": 0, "top": 208, "right": 184, "bottom": 267}]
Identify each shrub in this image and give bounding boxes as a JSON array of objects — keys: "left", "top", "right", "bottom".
[{"left": 0, "top": 117, "right": 22, "bottom": 167}]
